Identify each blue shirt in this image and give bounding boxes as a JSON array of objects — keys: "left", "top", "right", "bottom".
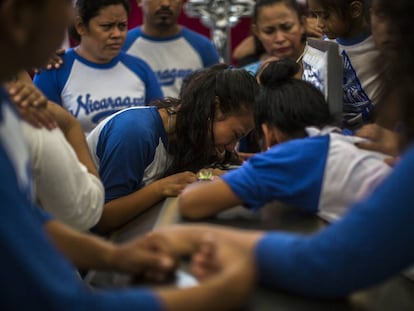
[
  {"left": 223, "top": 128, "right": 391, "bottom": 222},
  {"left": 255, "top": 143, "right": 414, "bottom": 297},
  {"left": 87, "top": 107, "right": 170, "bottom": 203}
]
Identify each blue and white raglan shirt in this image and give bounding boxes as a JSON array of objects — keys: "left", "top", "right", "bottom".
[
  {"left": 33, "top": 48, "right": 163, "bottom": 134},
  {"left": 336, "top": 34, "right": 381, "bottom": 129},
  {"left": 0, "top": 89, "right": 163, "bottom": 310},
  {"left": 123, "top": 27, "right": 220, "bottom": 97},
  {"left": 87, "top": 107, "right": 171, "bottom": 203},
  {"left": 254, "top": 142, "right": 414, "bottom": 298},
  {"left": 222, "top": 127, "right": 392, "bottom": 222}
]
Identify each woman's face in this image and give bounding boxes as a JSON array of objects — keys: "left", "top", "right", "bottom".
[
  {"left": 253, "top": 3, "right": 305, "bottom": 61},
  {"left": 212, "top": 111, "right": 254, "bottom": 154},
  {"left": 78, "top": 4, "right": 128, "bottom": 63}
]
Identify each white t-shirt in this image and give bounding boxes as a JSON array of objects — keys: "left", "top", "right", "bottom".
[{"left": 23, "top": 122, "right": 104, "bottom": 231}]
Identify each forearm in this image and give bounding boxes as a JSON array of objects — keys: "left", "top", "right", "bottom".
[
  {"left": 45, "top": 220, "right": 115, "bottom": 270},
  {"left": 178, "top": 179, "right": 242, "bottom": 219},
  {"left": 97, "top": 181, "right": 166, "bottom": 233},
  {"left": 48, "top": 102, "right": 99, "bottom": 177},
  {"left": 156, "top": 224, "right": 263, "bottom": 258},
  {"left": 16, "top": 70, "right": 33, "bottom": 83},
  {"left": 64, "top": 123, "right": 99, "bottom": 177}
]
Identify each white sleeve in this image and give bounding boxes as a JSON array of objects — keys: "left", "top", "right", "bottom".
[{"left": 23, "top": 123, "right": 104, "bottom": 231}]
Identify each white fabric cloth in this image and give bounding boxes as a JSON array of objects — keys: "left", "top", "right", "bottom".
[
  {"left": 22, "top": 122, "right": 104, "bottom": 231},
  {"left": 124, "top": 27, "right": 219, "bottom": 97},
  {"left": 336, "top": 35, "right": 381, "bottom": 128}
]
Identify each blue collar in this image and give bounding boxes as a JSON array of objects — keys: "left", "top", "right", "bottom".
[{"left": 336, "top": 29, "right": 371, "bottom": 46}]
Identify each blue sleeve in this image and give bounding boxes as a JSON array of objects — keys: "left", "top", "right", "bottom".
[
  {"left": 33, "top": 69, "right": 62, "bottom": 104},
  {"left": 123, "top": 27, "right": 141, "bottom": 51},
  {"left": 139, "top": 61, "right": 163, "bottom": 103},
  {"left": 182, "top": 28, "right": 219, "bottom": 66},
  {"left": 120, "top": 54, "right": 163, "bottom": 103},
  {"left": 34, "top": 206, "right": 53, "bottom": 223},
  {"left": 0, "top": 140, "right": 164, "bottom": 310},
  {"left": 144, "top": 69, "right": 163, "bottom": 103},
  {"left": 254, "top": 143, "right": 414, "bottom": 298},
  {"left": 33, "top": 50, "right": 74, "bottom": 105},
  {"left": 96, "top": 110, "right": 159, "bottom": 202},
  {"left": 222, "top": 136, "right": 329, "bottom": 213}
]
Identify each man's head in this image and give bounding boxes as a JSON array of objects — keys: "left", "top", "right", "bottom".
[
  {"left": 137, "top": 0, "right": 183, "bottom": 36},
  {"left": 0, "top": 0, "right": 73, "bottom": 82}
]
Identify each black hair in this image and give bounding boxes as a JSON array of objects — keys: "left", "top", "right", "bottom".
[
  {"left": 253, "top": 0, "right": 306, "bottom": 24},
  {"left": 256, "top": 58, "right": 334, "bottom": 139},
  {"left": 70, "top": 0, "right": 130, "bottom": 42},
  {"left": 167, "top": 64, "right": 259, "bottom": 174},
  {"left": 312, "top": 0, "right": 371, "bottom": 22},
  {"left": 148, "top": 97, "right": 181, "bottom": 111}
]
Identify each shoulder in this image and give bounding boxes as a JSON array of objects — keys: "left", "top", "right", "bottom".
[
  {"left": 100, "top": 107, "right": 161, "bottom": 138},
  {"left": 124, "top": 27, "right": 143, "bottom": 50},
  {"left": 94, "top": 107, "right": 163, "bottom": 159},
  {"left": 181, "top": 27, "right": 214, "bottom": 47},
  {"left": 118, "top": 51, "right": 153, "bottom": 71},
  {"left": 52, "top": 48, "right": 77, "bottom": 71},
  {"left": 34, "top": 49, "right": 76, "bottom": 79},
  {"left": 181, "top": 27, "right": 209, "bottom": 41},
  {"left": 126, "top": 27, "right": 142, "bottom": 40},
  {"left": 254, "top": 135, "right": 331, "bottom": 165}
]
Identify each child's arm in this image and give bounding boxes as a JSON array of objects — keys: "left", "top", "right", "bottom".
[
  {"left": 178, "top": 178, "right": 243, "bottom": 219},
  {"left": 96, "top": 171, "right": 197, "bottom": 233}
]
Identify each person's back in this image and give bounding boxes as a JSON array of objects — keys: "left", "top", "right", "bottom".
[
  {"left": 123, "top": 0, "right": 219, "bottom": 97},
  {"left": 87, "top": 106, "right": 172, "bottom": 200}
]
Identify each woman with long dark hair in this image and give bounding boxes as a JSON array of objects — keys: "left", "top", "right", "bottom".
[{"left": 87, "top": 64, "right": 258, "bottom": 233}]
